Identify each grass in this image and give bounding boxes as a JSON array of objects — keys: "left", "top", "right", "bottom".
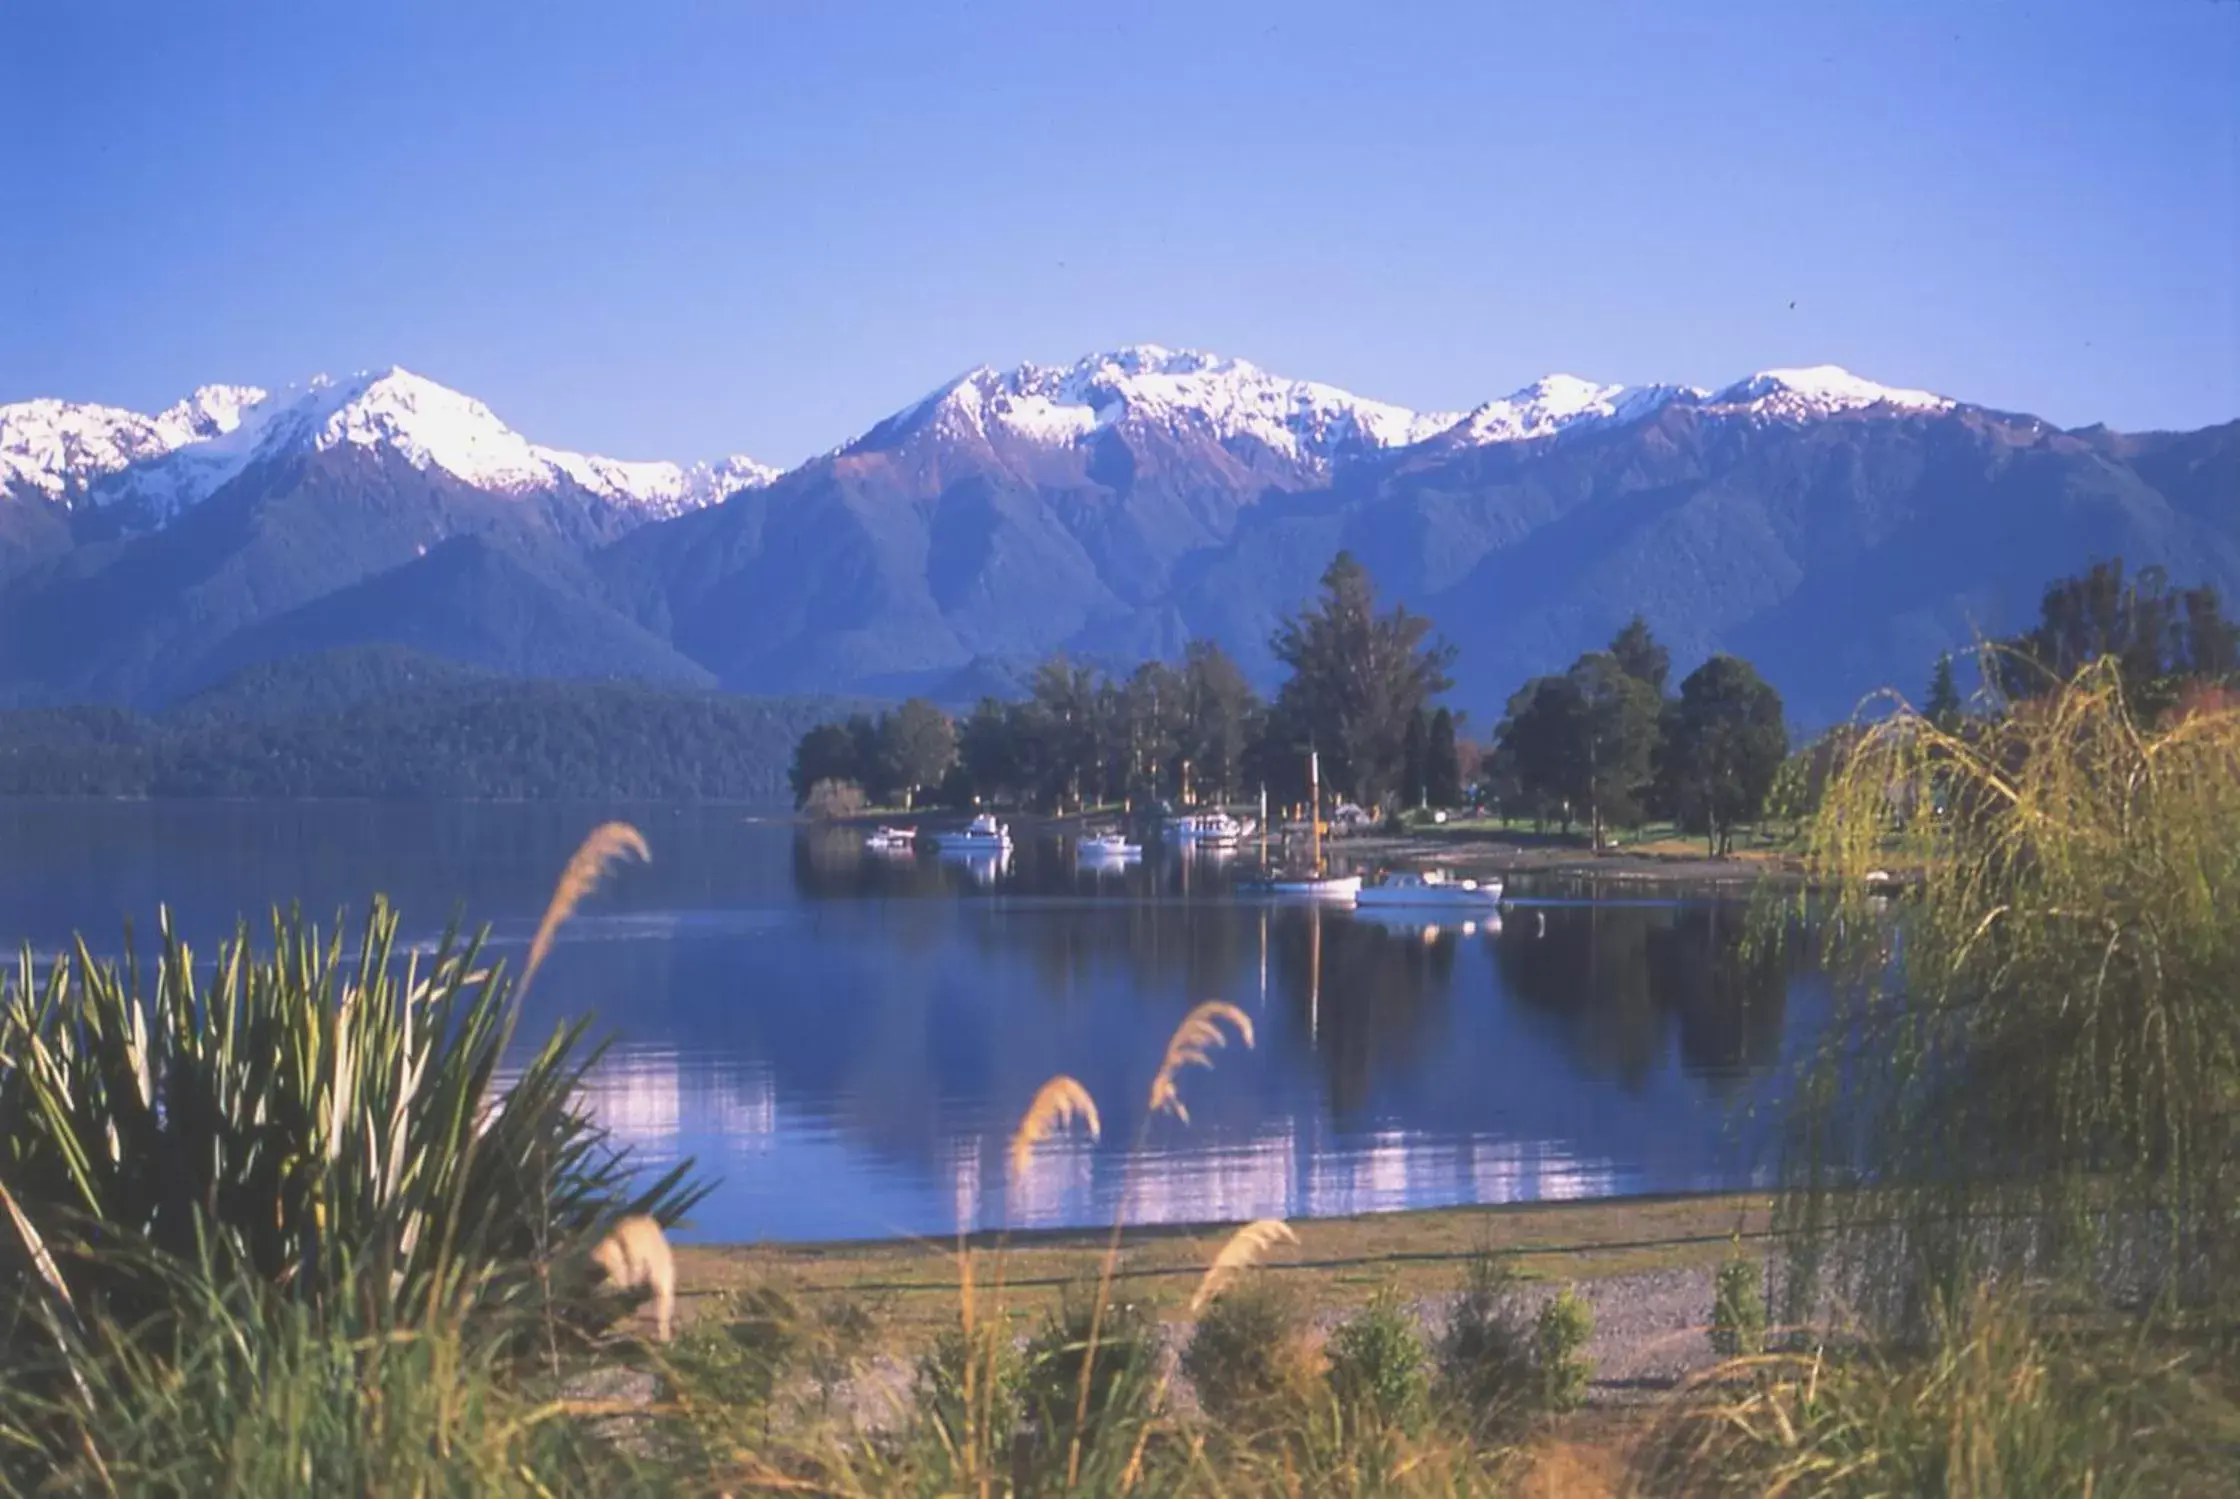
[{"left": 670, "top": 1193, "right": 1775, "bottom": 1354}]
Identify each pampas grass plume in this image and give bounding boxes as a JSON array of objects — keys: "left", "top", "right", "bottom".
[
  {"left": 522, "top": 822, "right": 649, "bottom": 993},
  {"left": 1148, "top": 1001, "right": 1253, "bottom": 1124},
  {"left": 1009, "top": 1075, "right": 1101, "bottom": 1177}
]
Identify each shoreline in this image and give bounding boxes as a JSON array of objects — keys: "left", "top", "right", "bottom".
[{"left": 674, "top": 1191, "right": 1776, "bottom": 1344}]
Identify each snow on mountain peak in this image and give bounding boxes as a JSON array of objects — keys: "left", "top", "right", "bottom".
[
  {"left": 3, "top": 367, "right": 775, "bottom": 524},
  {"left": 889, "top": 345, "right": 1459, "bottom": 466},
  {"left": 1711, "top": 365, "right": 1952, "bottom": 418},
  {"left": 1445, "top": 374, "right": 1700, "bottom": 446}
]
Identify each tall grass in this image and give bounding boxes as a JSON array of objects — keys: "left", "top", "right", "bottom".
[
  {"left": 1648, "top": 659, "right": 2240, "bottom": 1495},
  {"left": 1781, "top": 657, "right": 2240, "bottom": 1331}
]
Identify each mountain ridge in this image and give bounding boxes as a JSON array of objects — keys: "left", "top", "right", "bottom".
[{"left": 4, "top": 348, "right": 2233, "bottom": 727}]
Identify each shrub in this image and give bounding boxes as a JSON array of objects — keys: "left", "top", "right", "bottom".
[
  {"left": 1712, "top": 1249, "right": 1768, "bottom": 1359},
  {"left": 1182, "top": 1273, "right": 1317, "bottom": 1426},
  {"left": 1648, "top": 1287, "right": 2240, "bottom": 1498},
  {"left": 0, "top": 1250, "right": 638, "bottom": 1495},
  {"left": 1436, "top": 1251, "right": 1535, "bottom": 1430},
  {"left": 1325, "top": 1287, "right": 1431, "bottom": 1434},
  {"left": 906, "top": 1313, "right": 1026, "bottom": 1483},
  {"left": 802, "top": 777, "right": 866, "bottom": 821},
  {"left": 1019, "top": 1291, "right": 1162, "bottom": 1472},
  {"left": 1532, "top": 1286, "right": 1594, "bottom": 1413},
  {"left": 0, "top": 900, "right": 703, "bottom": 1349}
]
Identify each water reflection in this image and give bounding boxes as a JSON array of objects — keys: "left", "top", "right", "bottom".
[{"left": 0, "top": 804, "right": 1820, "bottom": 1243}]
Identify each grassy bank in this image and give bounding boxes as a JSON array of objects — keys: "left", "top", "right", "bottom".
[{"left": 675, "top": 1193, "right": 1773, "bottom": 1351}]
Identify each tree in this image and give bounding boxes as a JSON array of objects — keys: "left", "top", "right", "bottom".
[
  {"left": 1495, "top": 674, "right": 1586, "bottom": 832},
  {"left": 789, "top": 722, "right": 860, "bottom": 808},
  {"left": 957, "top": 697, "right": 1026, "bottom": 804},
  {"left": 1401, "top": 710, "right": 1429, "bottom": 809},
  {"left": 1426, "top": 707, "right": 1463, "bottom": 808},
  {"left": 1567, "top": 652, "right": 1661, "bottom": 846},
  {"left": 880, "top": 697, "right": 955, "bottom": 809},
  {"left": 1609, "top": 615, "right": 1671, "bottom": 697},
  {"left": 1658, "top": 655, "right": 1788, "bottom": 856},
  {"left": 1025, "top": 657, "right": 1106, "bottom": 810},
  {"left": 1269, "top": 552, "right": 1456, "bottom": 807},
  {"left": 1178, "top": 640, "right": 1261, "bottom": 805},
  {"left": 1923, "top": 652, "right": 1962, "bottom": 731},
  {"left": 1120, "top": 661, "right": 1187, "bottom": 802},
  {"left": 1996, "top": 558, "right": 2240, "bottom": 716}
]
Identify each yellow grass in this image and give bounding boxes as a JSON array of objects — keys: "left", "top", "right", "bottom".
[
  {"left": 1008, "top": 1075, "right": 1101, "bottom": 1180},
  {"left": 1188, "top": 1219, "right": 1297, "bottom": 1314},
  {"left": 521, "top": 821, "right": 649, "bottom": 992},
  {"left": 1147, "top": 1001, "right": 1253, "bottom": 1124}
]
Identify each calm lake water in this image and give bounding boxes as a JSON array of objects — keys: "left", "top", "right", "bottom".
[{"left": 0, "top": 801, "right": 1823, "bottom": 1243}]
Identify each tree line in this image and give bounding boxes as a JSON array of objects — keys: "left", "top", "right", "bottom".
[{"left": 791, "top": 554, "right": 1463, "bottom": 815}]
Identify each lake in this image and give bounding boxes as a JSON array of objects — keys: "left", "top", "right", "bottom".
[{"left": 0, "top": 801, "right": 1822, "bottom": 1243}]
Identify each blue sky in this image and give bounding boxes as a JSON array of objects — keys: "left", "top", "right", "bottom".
[{"left": 4, "top": 1, "right": 2235, "bottom": 465}]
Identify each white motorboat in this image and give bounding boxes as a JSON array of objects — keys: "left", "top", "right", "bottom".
[
  {"left": 862, "top": 825, "right": 917, "bottom": 852},
  {"left": 931, "top": 813, "right": 1012, "bottom": 852},
  {"left": 1355, "top": 869, "right": 1503, "bottom": 910},
  {"left": 1169, "top": 811, "right": 1250, "bottom": 847},
  {"left": 1077, "top": 831, "right": 1141, "bottom": 859}
]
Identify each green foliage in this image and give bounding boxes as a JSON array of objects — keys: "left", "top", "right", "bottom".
[
  {"left": 1995, "top": 557, "right": 2239, "bottom": 715},
  {"left": 1495, "top": 620, "right": 1669, "bottom": 837},
  {"left": 801, "top": 776, "right": 865, "bottom": 821},
  {"left": 0, "top": 671, "right": 868, "bottom": 800},
  {"left": 1610, "top": 614, "right": 1671, "bottom": 697},
  {"left": 1530, "top": 1287, "right": 1594, "bottom": 1413},
  {"left": 1651, "top": 1288, "right": 2240, "bottom": 1499},
  {"left": 1182, "top": 1274, "right": 1317, "bottom": 1426},
  {"left": 1325, "top": 1287, "right": 1432, "bottom": 1434},
  {"left": 1424, "top": 706, "right": 1463, "bottom": 808},
  {"left": 0, "top": 1247, "right": 640, "bottom": 1496},
  {"left": 1018, "top": 1291, "right": 1163, "bottom": 1469},
  {"left": 1435, "top": 1251, "right": 1536, "bottom": 1430},
  {"left": 1659, "top": 653, "right": 1787, "bottom": 855},
  {"left": 666, "top": 1284, "right": 803, "bottom": 1416},
  {"left": 907, "top": 1315, "right": 1026, "bottom": 1476},
  {"left": 0, "top": 902, "right": 702, "bottom": 1342},
  {"left": 1788, "top": 659, "right": 2240, "bottom": 1334},
  {"left": 1270, "top": 551, "right": 1455, "bottom": 807},
  {"left": 1923, "top": 650, "right": 1963, "bottom": 731},
  {"left": 1711, "top": 1247, "right": 1768, "bottom": 1359}
]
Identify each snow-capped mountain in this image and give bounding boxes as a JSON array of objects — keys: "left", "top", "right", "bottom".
[
  {"left": 1705, "top": 365, "right": 1953, "bottom": 421},
  {"left": 862, "top": 344, "right": 1460, "bottom": 471},
  {"left": 2, "top": 368, "right": 775, "bottom": 524},
  {"left": 0, "top": 385, "right": 267, "bottom": 503}
]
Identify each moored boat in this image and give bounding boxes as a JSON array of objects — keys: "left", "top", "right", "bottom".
[
  {"left": 1077, "top": 831, "right": 1141, "bottom": 859},
  {"left": 931, "top": 813, "right": 1012, "bottom": 852},
  {"left": 862, "top": 825, "right": 917, "bottom": 852}
]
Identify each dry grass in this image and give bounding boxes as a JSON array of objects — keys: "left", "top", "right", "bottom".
[
  {"left": 1009, "top": 1074, "right": 1101, "bottom": 1179},
  {"left": 521, "top": 820, "right": 649, "bottom": 993},
  {"left": 1188, "top": 1219, "right": 1297, "bottom": 1315}
]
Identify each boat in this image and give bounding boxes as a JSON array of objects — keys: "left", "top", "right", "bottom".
[
  {"left": 862, "top": 825, "right": 917, "bottom": 852},
  {"left": 1169, "top": 811, "right": 1251, "bottom": 847},
  {"left": 1077, "top": 831, "right": 1141, "bottom": 859},
  {"left": 930, "top": 813, "right": 1012, "bottom": 852},
  {"left": 1355, "top": 869, "right": 1503, "bottom": 910},
  {"left": 940, "top": 847, "right": 1012, "bottom": 887},
  {"left": 1238, "top": 750, "right": 1359, "bottom": 902}
]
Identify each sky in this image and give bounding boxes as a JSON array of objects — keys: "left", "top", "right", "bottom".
[{"left": 3, "top": 1, "right": 2236, "bottom": 467}]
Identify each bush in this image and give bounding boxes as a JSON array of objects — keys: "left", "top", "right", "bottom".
[
  {"left": 910, "top": 1314, "right": 1025, "bottom": 1471},
  {"left": 1648, "top": 1287, "right": 2240, "bottom": 1498},
  {"left": 802, "top": 777, "right": 866, "bottom": 821},
  {"left": 1712, "top": 1249, "right": 1768, "bottom": 1359},
  {"left": 0, "top": 901, "right": 703, "bottom": 1349},
  {"left": 1182, "top": 1274, "right": 1317, "bottom": 1426},
  {"left": 1436, "top": 1251, "right": 1536, "bottom": 1430},
  {"left": 1019, "top": 1291, "right": 1162, "bottom": 1472},
  {"left": 1532, "top": 1286, "right": 1594, "bottom": 1413},
  {"left": 1325, "top": 1287, "right": 1431, "bottom": 1434},
  {"left": 0, "top": 1251, "right": 638, "bottom": 1495}
]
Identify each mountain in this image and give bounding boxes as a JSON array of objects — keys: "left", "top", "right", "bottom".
[
  {"left": 602, "top": 349, "right": 2239, "bottom": 724},
  {"left": 0, "top": 368, "right": 774, "bottom": 704},
  {"left": 4, "top": 347, "right": 2234, "bottom": 728}
]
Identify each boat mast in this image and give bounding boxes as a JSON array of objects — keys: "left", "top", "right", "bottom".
[
  {"left": 1258, "top": 783, "right": 1268, "bottom": 870},
  {"left": 1309, "top": 749, "right": 1322, "bottom": 874}
]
